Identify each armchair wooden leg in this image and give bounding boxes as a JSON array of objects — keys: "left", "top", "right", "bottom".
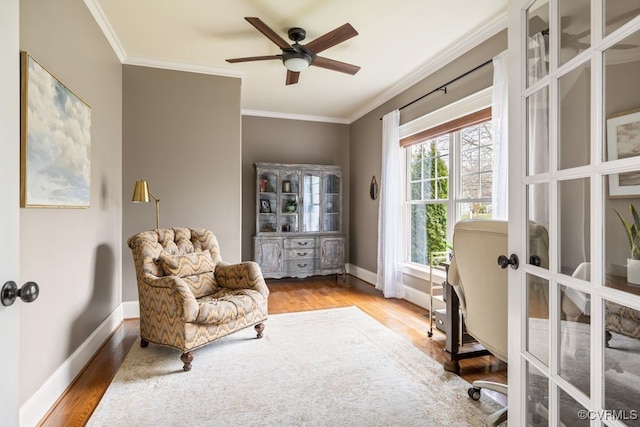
[
  {"left": 255, "top": 323, "right": 265, "bottom": 339},
  {"left": 140, "top": 338, "right": 149, "bottom": 348},
  {"left": 181, "top": 352, "right": 193, "bottom": 371}
]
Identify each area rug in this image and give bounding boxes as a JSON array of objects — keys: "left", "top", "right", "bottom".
[{"left": 87, "top": 306, "right": 503, "bottom": 426}]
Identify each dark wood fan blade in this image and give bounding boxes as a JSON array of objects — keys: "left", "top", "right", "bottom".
[
  {"left": 286, "top": 70, "right": 300, "bottom": 85},
  {"left": 305, "top": 23, "right": 358, "bottom": 54},
  {"left": 312, "top": 56, "right": 360, "bottom": 75},
  {"left": 245, "top": 17, "right": 291, "bottom": 50},
  {"left": 226, "top": 55, "right": 281, "bottom": 63}
]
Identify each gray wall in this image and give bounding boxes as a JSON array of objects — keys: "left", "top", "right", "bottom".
[
  {"left": 19, "top": 0, "right": 122, "bottom": 405},
  {"left": 122, "top": 65, "right": 242, "bottom": 301},
  {"left": 349, "top": 30, "right": 507, "bottom": 290},
  {"left": 241, "top": 116, "right": 350, "bottom": 262}
]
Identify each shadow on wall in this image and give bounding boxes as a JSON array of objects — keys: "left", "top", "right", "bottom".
[{"left": 68, "top": 243, "right": 115, "bottom": 356}]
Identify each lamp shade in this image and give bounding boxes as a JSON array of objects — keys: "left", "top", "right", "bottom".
[
  {"left": 132, "top": 180, "right": 150, "bottom": 202},
  {"left": 283, "top": 52, "right": 310, "bottom": 72}
]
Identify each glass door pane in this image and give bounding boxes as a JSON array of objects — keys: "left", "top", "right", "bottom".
[
  {"left": 604, "top": 1, "right": 640, "bottom": 36},
  {"left": 303, "top": 173, "right": 320, "bottom": 232},
  {"left": 558, "top": 61, "right": 590, "bottom": 170},
  {"left": 558, "top": 0, "right": 590, "bottom": 67},
  {"left": 526, "top": 362, "right": 549, "bottom": 425},
  {"left": 323, "top": 174, "right": 340, "bottom": 232},
  {"left": 604, "top": 180, "right": 640, "bottom": 293},
  {"left": 527, "top": 87, "right": 550, "bottom": 175},
  {"left": 559, "top": 388, "right": 590, "bottom": 426},
  {"left": 280, "top": 171, "right": 299, "bottom": 233},
  {"left": 527, "top": 274, "right": 550, "bottom": 366},
  {"left": 559, "top": 284, "right": 590, "bottom": 396},
  {"left": 257, "top": 170, "right": 277, "bottom": 233},
  {"left": 604, "top": 29, "right": 640, "bottom": 164},
  {"left": 527, "top": 0, "right": 549, "bottom": 87},
  {"left": 558, "top": 178, "right": 590, "bottom": 276},
  {"left": 603, "top": 299, "right": 640, "bottom": 415}
]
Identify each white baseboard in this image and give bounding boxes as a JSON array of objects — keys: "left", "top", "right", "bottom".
[
  {"left": 20, "top": 305, "right": 124, "bottom": 427},
  {"left": 346, "top": 263, "right": 428, "bottom": 310},
  {"left": 346, "top": 263, "right": 377, "bottom": 285},
  {"left": 122, "top": 300, "right": 140, "bottom": 319},
  {"left": 401, "top": 285, "right": 430, "bottom": 310}
]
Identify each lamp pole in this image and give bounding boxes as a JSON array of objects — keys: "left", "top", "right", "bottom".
[{"left": 148, "top": 191, "right": 160, "bottom": 229}]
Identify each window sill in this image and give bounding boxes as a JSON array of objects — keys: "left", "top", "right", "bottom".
[{"left": 402, "top": 263, "right": 446, "bottom": 284}]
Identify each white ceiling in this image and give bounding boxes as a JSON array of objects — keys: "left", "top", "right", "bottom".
[{"left": 91, "top": 0, "right": 507, "bottom": 123}]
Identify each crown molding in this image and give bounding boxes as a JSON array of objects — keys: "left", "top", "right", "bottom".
[
  {"left": 83, "top": 0, "right": 126, "bottom": 62},
  {"left": 123, "top": 56, "right": 245, "bottom": 79},
  {"left": 84, "top": 0, "right": 244, "bottom": 80},
  {"left": 348, "top": 13, "right": 507, "bottom": 123},
  {"left": 242, "top": 109, "right": 349, "bottom": 124}
]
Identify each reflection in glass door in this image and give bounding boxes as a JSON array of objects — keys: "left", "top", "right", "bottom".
[
  {"left": 510, "top": 1, "right": 640, "bottom": 425},
  {"left": 303, "top": 173, "right": 320, "bottom": 232}
]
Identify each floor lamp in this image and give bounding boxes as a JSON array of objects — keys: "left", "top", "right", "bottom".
[{"left": 132, "top": 180, "right": 160, "bottom": 229}]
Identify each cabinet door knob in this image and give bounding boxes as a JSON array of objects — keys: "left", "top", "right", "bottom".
[{"left": 297, "top": 252, "right": 307, "bottom": 256}]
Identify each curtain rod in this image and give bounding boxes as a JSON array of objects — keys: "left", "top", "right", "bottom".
[{"left": 379, "top": 58, "right": 493, "bottom": 120}]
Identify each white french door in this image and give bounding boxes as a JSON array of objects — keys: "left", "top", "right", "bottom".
[
  {"left": 509, "top": 1, "right": 640, "bottom": 425},
  {"left": 0, "top": 0, "right": 21, "bottom": 425}
]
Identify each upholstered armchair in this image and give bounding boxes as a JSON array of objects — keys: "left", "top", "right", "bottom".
[{"left": 127, "top": 227, "right": 269, "bottom": 371}]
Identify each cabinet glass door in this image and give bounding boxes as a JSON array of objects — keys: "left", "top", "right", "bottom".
[
  {"left": 257, "top": 170, "right": 277, "bottom": 233},
  {"left": 303, "top": 173, "right": 320, "bottom": 232},
  {"left": 323, "top": 173, "right": 341, "bottom": 232},
  {"left": 280, "top": 171, "right": 300, "bottom": 233}
]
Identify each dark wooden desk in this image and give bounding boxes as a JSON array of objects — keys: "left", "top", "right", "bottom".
[{"left": 439, "top": 262, "right": 490, "bottom": 373}]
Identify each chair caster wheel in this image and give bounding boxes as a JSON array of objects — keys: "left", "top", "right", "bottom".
[{"left": 468, "top": 387, "right": 481, "bottom": 400}]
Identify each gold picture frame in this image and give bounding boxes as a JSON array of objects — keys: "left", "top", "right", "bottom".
[{"left": 20, "top": 51, "right": 91, "bottom": 208}]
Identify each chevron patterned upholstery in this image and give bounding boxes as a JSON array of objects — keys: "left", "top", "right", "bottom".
[{"left": 127, "top": 227, "right": 269, "bottom": 371}]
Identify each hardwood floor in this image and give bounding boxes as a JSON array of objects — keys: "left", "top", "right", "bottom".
[{"left": 39, "top": 275, "right": 507, "bottom": 426}]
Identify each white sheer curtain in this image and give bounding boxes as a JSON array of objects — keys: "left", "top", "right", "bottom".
[
  {"left": 528, "top": 32, "right": 549, "bottom": 229},
  {"left": 491, "top": 50, "right": 509, "bottom": 220},
  {"left": 376, "top": 110, "right": 404, "bottom": 298}
]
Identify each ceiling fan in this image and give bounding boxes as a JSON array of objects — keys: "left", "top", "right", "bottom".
[{"left": 226, "top": 17, "right": 361, "bottom": 85}]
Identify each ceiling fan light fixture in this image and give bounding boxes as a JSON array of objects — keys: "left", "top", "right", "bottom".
[{"left": 283, "top": 52, "right": 311, "bottom": 72}]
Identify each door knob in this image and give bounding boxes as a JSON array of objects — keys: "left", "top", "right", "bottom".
[
  {"left": 1, "top": 281, "right": 40, "bottom": 306},
  {"left": 497, "top": 254, "right": 519, "bottom": 270}
]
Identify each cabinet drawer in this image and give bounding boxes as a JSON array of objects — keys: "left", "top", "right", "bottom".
[
  {"left": 434, "top": 308, "right": 448, "bottom": 333},
  {"left": 285, "top": 259, "right": 317, "bottom": 273},
  {"left": 284, "top": 238, "right": 316, "bottom": 249},
  {"left": 285, "top": 248, "right": 316, "bottom": 260}
]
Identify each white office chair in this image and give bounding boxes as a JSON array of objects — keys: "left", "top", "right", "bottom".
[{"left": 448, "top": 219, "right": 509, "bottom": 427}]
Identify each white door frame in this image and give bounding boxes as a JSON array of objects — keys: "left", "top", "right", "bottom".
[
  {"left": 507, "top": 0, "right": 527, "bottom": 421},
  {"left": 0, "top": 0, "right": 22, "bottom": 425}
]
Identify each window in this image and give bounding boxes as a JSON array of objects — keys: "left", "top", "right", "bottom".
[{"left": 405, "top": 114, "right": 494, "bottom": 267}]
